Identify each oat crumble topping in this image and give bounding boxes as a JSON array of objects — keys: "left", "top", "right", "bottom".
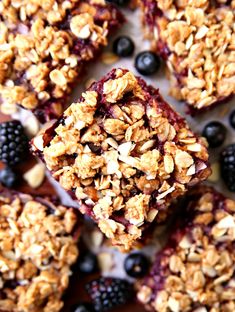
[
  {"left": 139, "top": 0, "right": 235, "bottom": 113},
  {"left": 0, "top": 0, "right": 123, "bottom": 121},
  {"left": 32, "top": 68, "right": 210, "bottom": 251},
  {"left": 0, "top": 190, "right": 79, "bottom": 312},
  {"left": 137, "top": 186, "right": 235, "bottom": 312}
]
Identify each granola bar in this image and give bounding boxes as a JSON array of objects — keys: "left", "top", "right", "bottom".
[
  {"left": 139, "top": 0, "right": 235, "bottom": 114},
  {"left": 137, "top": 186, "right": 235, "bottom": 312},
  {"left": 0, "top": 0, "right": 124, "bottom": 122},
  {"left": 0, "top": 189, "right": 79, "bottom": 312},
  {"left": 31, "top": 68, "right": 210, "bottom": 251}
]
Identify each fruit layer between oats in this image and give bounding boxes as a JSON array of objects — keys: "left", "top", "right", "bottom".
[
  {"left": 0, "top": 0, "right": 123, "bottom": 121},
  {"left": 139, "top": 0, "right": 235, "bottom": 114},
  {"left": 137, "top": 186, "right": 235, "bottom": 312},
  {"left": 0, "top": 189, "right": 79, "bottom": 312},
  {"left": 32, "top": 68, "right": 210, "bottom": 251}
]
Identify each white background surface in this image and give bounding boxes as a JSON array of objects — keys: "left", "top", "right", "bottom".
[{"left": 16, "top": 5, "right": 235, "bottom": 278}]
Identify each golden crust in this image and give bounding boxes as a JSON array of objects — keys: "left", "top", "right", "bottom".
[{"left": 0, "top": 191, "right": 79, "bottom": 312}]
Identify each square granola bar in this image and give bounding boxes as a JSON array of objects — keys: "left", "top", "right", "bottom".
[
  {"left": 139, "top": 0, "right": 235, "bottom": 114},
  {"left": 31, "top": 68, "right": 210, "bottom": 251},
  {"left": 0, "top": 0, "right": 123, "bottom": 121},
  {"left": 0, "top": 189, "right": 79, "bottom": 312},
  {"left": 137, "top": 186, "right": 235, "bottom": 312}
]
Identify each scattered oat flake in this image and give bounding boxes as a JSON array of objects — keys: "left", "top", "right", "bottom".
[
  {"left": 208, "top": 162, "right": 220, "bottom": 182},
  {"left": 101, "top": 52, "right": 119, "bottom": 65}
]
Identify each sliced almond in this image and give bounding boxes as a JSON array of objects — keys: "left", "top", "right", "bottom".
[
  {"left": 195, "top": 25, "right": 209, "bottom": 39},
  {"left": 147, "top": 209, "right": 158, "bottom": 222},
  {"left": 139, "top": 140, "right": 155, "bottom": 152},
  {"left": 179, "top": 235, "right": 191, "bottom": 249},
  {"left": 164, "top": 154, "right": 174, "bottom": 173},
  {"left": 168, "top": 297, "right": 180, "bottom": 312},
  {"left": 175, "top": 150, "right": 194, "bottom": 168},
  {"left": 137, "top": 286, "right": 152, "bottom": 304},
  {"left": 217, "top": 215, "right": 235, "bottom": 229},
  {"left": 23, "top": 163, "right": 45, "bottom": 189},
  {"left": 0, "top": 102, "right": 18, "bottom": 115},
  {"left": 98, "top": 252, "right": 113, "bottom": 273},
  {"left": 118, "top": 142, "right": 135, "bottom": 156},
  {"left": 105, "top": 137, "right": 118, "bottom": 149},
  {"left": 208, "top": 162, "right": 220, "bottom": 182},
  {"left": 186, "top": 143, "right": 202, "bottom": 152},
  {"left": 156, "top": 186, "right": 175, "bottom": 201},
  {"left": 24, "top": 115, "right": 40, "bottom": 138},
  {"left": 90, "top": 229, "right": 104, "bottom": 249},
  {"left": 32, "top": 135, "right": 44, "bottom": 151}
]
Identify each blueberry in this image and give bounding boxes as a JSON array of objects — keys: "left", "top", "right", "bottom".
[
  {"left": 0, "top": 167, "right": 19, "bottom": 188},
  {"left": 124, "top": 253, "right": 150, "bottom": 278},
  {"left": 202, "top": 121, "right": 227, "bottom": 148},
  {"left": 229, "top": 110, "right": 235, "bottom": 129},
  {"left": 72, "top": 303, "right": 94, "bottom": 312},
  {"left": 113, "top": 36, "right": 134, "bottom": 57},
  {"left": 106, "top": 0, "right": 130, "bottom": 6},
  {"left": 135, "top": 51, "right": 161, "bottom": 76},
  {"left": 220, "top": 144, "right": 235, "bottom": 192},
  {"left": 77, "top": 252, "right": 98, "bottom": 275}
]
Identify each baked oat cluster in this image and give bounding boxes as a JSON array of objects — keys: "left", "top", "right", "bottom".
[
  {"left": 0, "top": 190, "right": 79, "bottom": 312},
  {"left": 139, "top": 0, "right": 235, "bottom": 113},
  {"left": 32, "top": 68, "right": 210, "bottom": 251},
  {"left": 137, "top": 186, "right": 235, "bottom": 312},
  {"left": 0, "top": 0, "right": 123, "bottom": 121}
]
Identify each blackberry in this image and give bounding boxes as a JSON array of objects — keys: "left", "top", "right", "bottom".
[
  {"left": 220, "top": 144, "right": 235, "bottom": 192},
  {"left": 86, "top": 277, "right": 133, "bottom": 311},
  {"left": 0, "top": 120, "right": 29, "bottom": 166}
]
